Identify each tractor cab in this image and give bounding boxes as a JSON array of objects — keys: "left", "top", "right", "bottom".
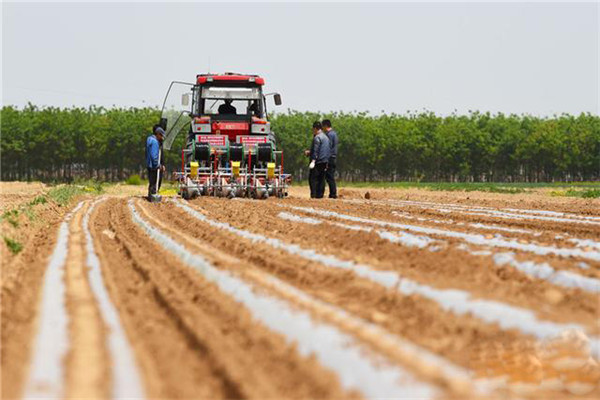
[{"left": 191, "top": 73, "right": 280, "bottom": 144}]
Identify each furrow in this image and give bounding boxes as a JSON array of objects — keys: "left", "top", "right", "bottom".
[
  {"left": 138, "top": 201, "right": 489, "bottom": 397},
  {"left": 23, "top": 201, "right": 84, "bottom": 399},
  {"left": 288, "top": 205, "right": 600, "bottom": 262},
  {"left": 174, "top": 200, "right": 600, "bottom": 359},
  {"left": 340, "top": 198, "right": 600, "bottom": 237},
  {"left": 390, "top": 210, "right": 543, "bottom": 235},
  {"left": 382, "top": 199, "right": 600, "bottom": 222},
  {"left": 98, "top": 200, "right": 250, "bottom": 399},
  {"left": 384, "top": 199, "right": 600, "bottom": 225},
  {"left": 83, "top": 198, "right": 145, "bottom": 399},
  {"left": 444, "top": 209, "right": 600, "bottom": 226},
  {"left": 277, "top": 209, "right": 600, "bottom": 293},
  {"left": 279, "top": 211, "right": 437, "bottom": 248},
  {"left": 130, "top": 199, "right": 441, "bottom": 398},
  {"left": 492, "top": 252, "right": 600, "bottom": 293},
  {"left": 389, "top": 210, "right": 600, "bottom": 253}
]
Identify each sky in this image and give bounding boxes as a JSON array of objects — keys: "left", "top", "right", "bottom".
[{"left": 2, "top": 1, "right": 598, "bottom": 116}]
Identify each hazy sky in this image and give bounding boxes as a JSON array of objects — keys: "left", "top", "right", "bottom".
[{"left": 2, "top": 1, "right": 598, "bottom": 115}]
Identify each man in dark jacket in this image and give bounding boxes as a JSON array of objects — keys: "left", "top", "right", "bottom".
[
  {"left": 308, "top": 121, "right": 331, "bottom": 199},
  {"left": 146, "top": 125, "right": 165, "bottom": 199},
  {"left": 322, "top": 119, "right": 338, "bottom": 198}
]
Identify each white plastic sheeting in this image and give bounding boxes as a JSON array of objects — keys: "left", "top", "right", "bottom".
[
  {"left": 83, "top": 199, "right": 145, "bottom": 398},
  {"left": 131, "top": 200, "right": 439, "bottom": 398},
  {"left": 174, "top": 200, "right": 600, "bottom": 359},
  {"left": 24, "top": 201, "right": 84, "bottom": 399}
]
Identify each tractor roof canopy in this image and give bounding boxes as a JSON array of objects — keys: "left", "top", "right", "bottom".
[{"left": 196, "top": 73, "right": 265, "bottom": 86}]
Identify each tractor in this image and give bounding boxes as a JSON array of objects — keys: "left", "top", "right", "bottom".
[{"left": 159, "top": 72, "right": 290, "bottom": 199}]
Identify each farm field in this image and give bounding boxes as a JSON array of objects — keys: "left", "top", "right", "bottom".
[{"left": 1, "top": 183, "right": 599, "bottom": 399}]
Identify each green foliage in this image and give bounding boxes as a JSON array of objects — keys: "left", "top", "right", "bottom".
[
  {"left": 1, "top": 105, "right": 161, "bottom": 182},
  {"left": 46, "top": 182, "right": 104, "bottom": 206},
  {"left": 3, "top": 236, "right": 23, "bottom": 254},
  {"left": 2, "top": 209, "right": 20, "bottom": 227},
  {"left": 47, "top": 185, "right": 86, "bottom": 206},
  {"left": 1, "top": 195, "right": 50, "bottom": 228},
  {"left": 340, "top": 181, "right": 599, "bottom": 194},
  {"left": 418, "top": 183, "right": 525, "bottom": 193},
  {"left": 126, "top": 174, "right": 142, "bottom": 185},
  {"left": 23, "top": 207, "right": 36, "bottom": 221},
  {"left": 270, "top": 111, "right": 600, "bottom": 182},
  {"left": 579, "top": 189, "right": 600, "bottom": 198},
  {"left": 1, "top": 105, "right": 599, "bottom": 183},
  {"left": 336, "top": 181, "right": 528, "bottom": 193},
  {"left": 560, "top": 189, "right": 600, "bottom": 199},
  {"left": 30, "top": 195, "right": 47, "bottom": 205},
  {"left": 85, "top": 181, "right": 105, "bottom": 194}
]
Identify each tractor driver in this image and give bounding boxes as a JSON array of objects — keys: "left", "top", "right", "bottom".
[{"left": 218, "top": 99, "right": 237, "bottom": 114}]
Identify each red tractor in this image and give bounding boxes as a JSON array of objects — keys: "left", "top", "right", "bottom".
[{"left": 159, "top": 72, "right": 290, "bottom": 199}]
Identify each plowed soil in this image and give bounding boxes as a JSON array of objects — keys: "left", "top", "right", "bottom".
[{"left": 2, "top": 185, "right": 599, "bottom": 399}]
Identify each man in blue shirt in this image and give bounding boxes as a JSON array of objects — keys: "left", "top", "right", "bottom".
[
  {"left": 322, "top": 119, "right": 338, "bottom": 198},
  {"left": 146, "top": 126, "right": 165, "bottom": 200}
]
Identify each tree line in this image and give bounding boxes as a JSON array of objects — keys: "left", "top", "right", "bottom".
[{"left": 1, "top": 105, "right": 598, "bottom": 182}]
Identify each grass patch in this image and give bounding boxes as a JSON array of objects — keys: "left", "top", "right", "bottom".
[
  {"left": 326, "top": 181, "right": 600, "bottom": 195},
  {"left": 47, "top": 182, "right": 105, "bottom": 206},
  {"left": 126, "top": 174, "right": 142, "bottom": 185},
  {"left": 158, "top": 188, "right": 178, "bottom": 196},
  {"left": 552, "top": 189, "right": 600, "bottom": 199},
  {"left": 422, "top": 183, "right": 524, "bottom": 194},
  {"left": 83, "top": 181, "right": 105, "bottom": 194},
  {"left": 3, "top": 236, "right": 23, "bottom": 254},
  {"left": 48, "top": 185, "right": 86, "bottom": 206},
  {"left": 30, "top": 195, "right": 47, "bottom": 205},
  {"left": 336, "top": 181, "right": 527, "bottom": 193},
  {"left": 23, "top": 207, "right": 36, "bottom": 221},
  {"left": 1, "top": 209, "right": 20, "bottom": 227},
  {"left": 1, "top": 194, "right": 49, "bottom": 227},
  {"left": 72, "top": 178, "right": 105, "bottom": 194},
  {"left": 578, "top": 189, "right": 600, "bottom": 198}
]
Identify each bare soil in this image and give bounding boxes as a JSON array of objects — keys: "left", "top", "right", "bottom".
[{"left": 2, "top": 184, "right": 599, "bottom": 399}]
